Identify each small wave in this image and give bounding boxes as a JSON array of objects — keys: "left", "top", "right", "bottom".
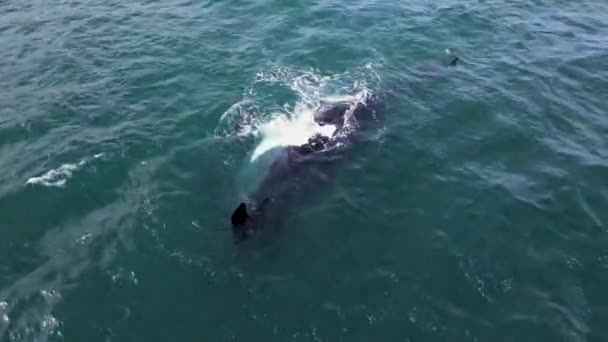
[{"left": 25, "top": 153, "right": 104, "bottom": 187}]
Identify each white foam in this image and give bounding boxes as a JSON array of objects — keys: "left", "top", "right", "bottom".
[
  {"left": 0, "top": 300, "right": 7, "bottom": 324},
  {"left": 321, "top": 89, "right": 370, "bottom": 107},
  {"left": 26, "top": 162, "right": 84, "bottom": 187},
  {"left": 26, "top": 153, "right": 104, "bottom": 187}
]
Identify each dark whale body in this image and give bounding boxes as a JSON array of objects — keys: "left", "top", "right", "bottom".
[{"left": 230, "top": 97, "right": 379, "bottom": 241}]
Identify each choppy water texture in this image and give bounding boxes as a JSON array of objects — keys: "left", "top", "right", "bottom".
[{"left": 1, "top": 0, "right": 608, "bottom": 341}]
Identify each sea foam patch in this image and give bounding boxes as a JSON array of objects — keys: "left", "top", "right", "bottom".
[{"left": 26, "top": 153, "right": 104, "bottom": 187}]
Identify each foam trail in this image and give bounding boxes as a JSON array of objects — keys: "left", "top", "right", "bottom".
[{"left": 26, "top": 153, "right": 104, "bottom": 187}]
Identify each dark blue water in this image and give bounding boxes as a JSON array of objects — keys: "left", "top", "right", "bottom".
[{"left": 1, "top": 0, "right": 608, "bottom": 341}]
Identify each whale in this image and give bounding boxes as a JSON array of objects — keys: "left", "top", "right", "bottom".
[
  {"left": 230, "top": 56, "right": 459, "bottom": 241},
  {"left": 230, "top": 95, "right": 379, "bottom": 241}
]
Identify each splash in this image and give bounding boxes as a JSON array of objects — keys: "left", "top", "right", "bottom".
[
  {"left": 250, "top": 91, "right": 371, "bottom": 161},
  {"left": 250, "top": 105, "right": 337, "bottom": 161},
  {"left": 251, "top": 67, "right": 375, "bottom": 161},
  {"left": 217, "top": 63, "right": 381, "bottom": 162}
]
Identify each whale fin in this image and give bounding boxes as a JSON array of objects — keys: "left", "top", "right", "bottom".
[
  {"left": 231, "top": 202, "right": 249, "bottom": 227},
  {"left": 230, "top": 198, "right": 273, "bottom": 241}
]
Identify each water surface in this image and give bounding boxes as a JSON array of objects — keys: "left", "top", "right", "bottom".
[{"left": 1, "top": 0, "right": 608, "bottom": 341}]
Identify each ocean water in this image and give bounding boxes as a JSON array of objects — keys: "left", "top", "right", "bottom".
[{"left": 1, "top": 0, "right": 608, "bottom": 341}]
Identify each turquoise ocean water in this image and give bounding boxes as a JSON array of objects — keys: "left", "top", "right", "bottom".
[{"left": 1, "top": 0, "right": 608, "bottom": 341}]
